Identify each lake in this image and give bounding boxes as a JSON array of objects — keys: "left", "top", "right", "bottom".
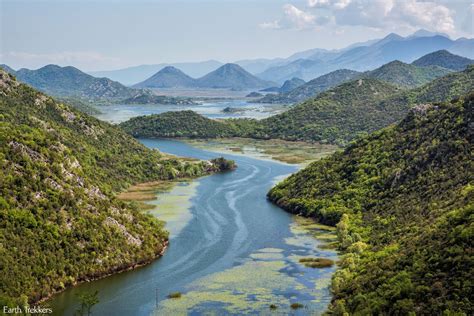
[
  {"left": 48, "top": 139, "right": 338, "bottom": 315},
  {"left": 94, "top": 99, "right": 285, "bottom": 124}
]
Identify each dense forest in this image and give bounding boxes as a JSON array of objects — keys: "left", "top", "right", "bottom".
[
  {"left": 121, "top": 66, "right": 474, "bottom": 146},
  {"left": 0, "top": 70, "right": 234, "bottom": 305},
  {"left": 120, "top": 110, "right": 262, "bottom": 139},
  {"left": 268, "top": 93, "right": 474, "bottom": 314}
]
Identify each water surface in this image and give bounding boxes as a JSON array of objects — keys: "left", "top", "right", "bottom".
[
  {"left": 94, "top": 100, "right": 283, "bottom": 124},
  {"left": 49, "top": 139, "right": 337, "bottom": 315}
]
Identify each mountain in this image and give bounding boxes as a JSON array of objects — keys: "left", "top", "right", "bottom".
[
  {"left": 258, "top": 57, "right": 454, "bottom": 105},
  {"left": 195, "top": 63, "right": 274, "bottom": 90},
  {"left": 257, "top": 69, "right": 360, "bottom": 104},
  {"left": 234, "top": 58, "right": 286, "bottom": 74},
  {"left": 361, "top": 60, "right": 452, "bottom": 88},
  {"left": 11, "top": 64, "right": 144, "bottom": 100},
  {"left": 121, "top": 66, "right": 474, "bottom": 146},
  {"left": 90, "top": 60, "right": 223, "bottom": 86},
  {"left": 0, "top": 69, "right": 234, "bottom": 305},
  {"left": 267, "top": 93, "right": 473, "bottom": 314},
  {"left": 133, "top": 66, "right": 197, "bottom": 88},
  {"left": 257, "top": 79, "right": 403, "bottom": 144},
  {"left": 257, "top": 32, "right": 474, "bottom": 83},
  {"left": 257, "top": 58, "right": 329, "bottom": 84},
  {"left": 119, "top": 110, "right": 259, "bottom": 139},
  {"left": 0, "top": 64, "right": 15, "bottom": 74},
  {"left": 279, "top": 77, "right": 305, "bottom": 93},
  {"left": 412, "top": 50, "right": 474, "bottom": 71},
  {"left": 258, "top": 66, "right": 474, "bottom": 144},
  {"left": 408, "top": 28, "right": 450, "bottom": 38}
]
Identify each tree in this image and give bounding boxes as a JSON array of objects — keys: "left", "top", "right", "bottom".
[{"left": 75, "top": 290, "right": 99, "bottom": 316}]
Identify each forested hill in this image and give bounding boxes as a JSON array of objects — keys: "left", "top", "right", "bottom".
[
  {"left": 256, "top": 69, "right": 360, "bottom": 104},
  {"left": 258, "top": 78, "right": 402, "bottom": 144},
  {"left": 412, "top": 49, "right": 474, "bottom": 71},
  {"left": 256, "top": 58, "right": 452, "bottom": 105},
  {"left": 0, "top": 70, "right": 233, "bottom": 305},
  {"left": 268, "top": 93, "right": 474, "bottom": 314},
  {"left": 119, "top": 66, "right": 474, "bottom": 145},
  {"left": 7, "top": 64, "right": 144, "bottom": 100},
  {"left": 361, "top": 60, "right": 452, "bottom": 88}
]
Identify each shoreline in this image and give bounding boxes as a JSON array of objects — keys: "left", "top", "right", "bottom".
[{"left": 37, "top": 240, "right": 169, "bottom": 305}]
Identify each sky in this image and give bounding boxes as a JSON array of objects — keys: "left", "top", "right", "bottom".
[{"left": 1, "top": 0, "right": 473, "bottom": 71}]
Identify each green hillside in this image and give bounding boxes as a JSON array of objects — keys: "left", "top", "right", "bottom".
[
  {"left": 361, "top": 60, "right": 452, "bottom": 88},
  {"left": 268, "top": 94, "right": 473, "bottom": 314},
  {"left": 256, "top": 69, "right": 360, "bottom": 104},
  {"left": 13, "top": 64, "right": 142, "bottom": 100},
  {"left": 412, "top": 50, "right": 474, "bottom": 71},
  {"left": 120, "top": 110, "right": 260, "bottom": 139},
  {"left": 120, "top": 66, "right": 474, "bottom": 146},
  {"left": 257, "top": 78, "right": 402, "bottom": 144},
  {"left": 0, "top": 70, "right": 233, "bottom": 305}
]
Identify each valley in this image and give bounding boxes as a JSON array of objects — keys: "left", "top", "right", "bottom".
[
  {"left": 47, "top": 139, "right": 339, "bottom": 315},
  {"left": 1, "top": 13, "right": 473, "bottom": 315}
]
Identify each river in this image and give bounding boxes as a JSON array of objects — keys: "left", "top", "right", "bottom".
[{"left": 48, "top": 139, "right": 338, "bottom": 315}]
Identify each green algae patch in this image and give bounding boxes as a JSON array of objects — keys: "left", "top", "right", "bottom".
[
  {"left": 167, "top": 292, "right": 182, "bottom": 299},
  {"left": 183, "top": 137, "right": 338, "bottom": 165},
  {"left": 250, "top": 252, "right": 285, "bottom": 260},
  {"left": 290, "top": 302, "right": 304, "bottom": 309},
  {"left": 147, "top": 181, "right": 199, "bottom": 237},
  {"left": 318, "top": 241, "right": 339, "bottom": 250},
  {"left": 117, "top": 180, "right": 176, "bottom": 202},
  {"left": 258, "top": 248, "right": 284, "bottom": 253},
  {"left": 120, "top": 178, "right": 199, "bottom": 237},
  {"left": 299, "top": 258, "right": 335, "bottom": 268},
  {"left": 154, "top": 260, "right": 297, "bottom": 315}
]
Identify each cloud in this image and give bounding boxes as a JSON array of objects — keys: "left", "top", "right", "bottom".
[
  {"left": 259, "top": 4, "right": 319, "bottom": 30},
  {"left": 259, "top": 20, "right": 281, "bottom": 30},
  {"left": 282, "top": 4, "right": 316, "bottom": 29},
  {"left": 307, "top": 0, "right": 455, "bottom": 34}
]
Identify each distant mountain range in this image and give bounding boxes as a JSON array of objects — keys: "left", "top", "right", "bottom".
[
  {"left": 88, "top": 30, "right": 473, "bottom": 86},
  {"left": 1, "top": 64, "right": 144, "bottom": 100},
  {"left": 122, "top": 65, "right": 474, "bottom": 146},
  {"left": 257, "top": 50, "right": 469, "bottom": 104},
  {"left": 257, "top": 69, "right": 361, "bottom": 104},
  {"left": 90, "top": 60, "right": 224, "bottom": 86},
  {"left": 135, "top": 63, "right": 275, "bottom": 90},
  {"left": 257, "top": 31, "right": 474, "bottom": 83}
]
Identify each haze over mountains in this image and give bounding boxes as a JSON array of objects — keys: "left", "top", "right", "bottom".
[
  {"left": 257, "top": 50, "right": 469, "bottom": 104},
  {"left": 84, "top": 30, "right": 474, "bottom": 86},
  {"left": 135, "top": 63, "right": 275, "bottom": 90},
  {"left": 257, "top": 31, "right": 474, "bottom": 83},
  {"left": 90, "top": 60, "right": 223, "bottom": 86}
]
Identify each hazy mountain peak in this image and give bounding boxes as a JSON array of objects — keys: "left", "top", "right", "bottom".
[
  {"left": 134, "top": 65, "right": 196, "bottom": 88},
  {"left": 197, "top": 63, "right": 274, "bottom": 89},
  {"left": 411, "top": 29, "right": 449, "bottom": 39}
]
